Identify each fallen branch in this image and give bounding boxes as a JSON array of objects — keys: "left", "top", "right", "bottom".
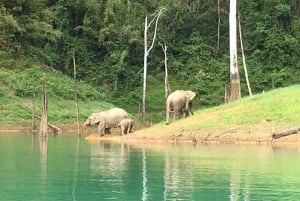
[
  {"left": 272, "top": 127, "right": 300, "bottom": 139},
  {"left": 21, "top": 105, "right": 62, "bottom": 133},
  {"left": 35, "top": 115, "right": 62, "bottom": 134}
]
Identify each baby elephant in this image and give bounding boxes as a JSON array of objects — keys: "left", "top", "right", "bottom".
[{"left": 117, "top": 118, "right": 134, "bottom": 136}]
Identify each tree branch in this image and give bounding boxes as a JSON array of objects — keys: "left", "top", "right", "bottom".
[{"left": 147, "top": 8, "right": 164, "bottom": 53}]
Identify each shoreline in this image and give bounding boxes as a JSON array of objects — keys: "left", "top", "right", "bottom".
[{"left": 2, "top": 124, "right": 300, "bottom": 146}]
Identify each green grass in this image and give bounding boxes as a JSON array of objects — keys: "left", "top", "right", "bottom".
[
  {"left": 0, "top": 66, "right": 116, "bottom": 126},
  {"left": 192, "top": 85, "right": 300, "bottom": 129}
]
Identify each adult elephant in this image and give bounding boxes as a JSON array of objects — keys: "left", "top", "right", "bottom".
[
  {"left": 83, "top": 108, "right": 128, "bottom": 136},
  {"left": 166, "top": 90, "right": 196, "bottom": 124}
]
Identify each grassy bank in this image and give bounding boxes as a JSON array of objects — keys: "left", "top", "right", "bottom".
[
  {"left": 194, "top": 85, "right": 300, "bottom": 129},
  {"left": 2, "top": 64, "right": 300, "bottom": 143},
  {"left": 127, "top": 85, "right": 300, "bottom": 144}
]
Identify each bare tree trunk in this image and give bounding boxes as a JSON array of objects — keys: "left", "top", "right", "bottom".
[
  {"left": 73, "top": 52, "right": 81, "bottom": 136},
  {"left": 141, "top": 8, "right": 164, "bottom": 123},
  {"left": 217, "top": 0, "right": 220, "bottom": 52},
  {"left": 35, "top": 115, "right": 62, "bottom": 133},
  {"left": 229, "top": 0, "right": 241, "bottom": 101},
  {"left": 142, "top": 16, "right": 148, "bottom": 123},
  {"left": 31, "top": 78, "right": 36, "bottom": 131},
  {"left": 39, "top": 73, "right": 48, "bottom": 137},
  {"left": 225, "top": 85, "right": 230, "bottom": 103},
  {"left": 160, "top": 42, "right": 170, "bottom": 100},
  {"left": 238, "top": 13, "right": 252, "bottom": 96},
  {"left": 142, "top": 17, "right": 148, "bottom": 122}
]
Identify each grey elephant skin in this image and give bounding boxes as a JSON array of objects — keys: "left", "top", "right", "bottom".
[
  {"left": 117, "top": 118, "right": 134, "bottom": 136},
  {"left": 166, "top": 90, "right": 196, "bottom": 124},
  {"left": 83, "top": 108, "right": 128, "bottom": 136}
]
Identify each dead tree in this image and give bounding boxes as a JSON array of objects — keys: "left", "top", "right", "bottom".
[
  {"left": 238, "top": 13, "right": 252, "bottom": 96},
  {"left": 159, "top": 42, "right": 171, "bottom": 100},
  {"left": 229, "top": 0, "right": 241, "bottom": 101},
  {"left": 217, "top": 0, "right": 220, "bottom": 52},
  {"left": 35, "top": 115, "right": 62, "bottom": 134},
  {"left": 141, "top": 8, "right": 164, "bottom": 122},
  {"left": 39, "top": 73, "right": 48, "bottom": 137},
  {"left": 31, "top": 77, "right": 36, "bottom": 131},
  {"left": 73, "top": 52, "right": 81, "bottom": 136},
  {"left": 272, "top": 128, "right": 300, "bottom": 139}
]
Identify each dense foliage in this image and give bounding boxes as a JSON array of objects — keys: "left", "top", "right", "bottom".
[{"left": 1, "top": 0, "right": 300, "bottom": 120}]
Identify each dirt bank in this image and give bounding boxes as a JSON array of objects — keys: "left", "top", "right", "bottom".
[
  {"left": 1, "top": 121, "right": 300, "bottom": 145},
  {"left": 84, "top": 121, "right": 300, "bottom": 146}
]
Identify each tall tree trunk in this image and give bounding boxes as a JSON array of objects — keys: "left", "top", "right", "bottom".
[
  {"left": 238, "top": 13, "right": 252, "bottom": 96},
  {"left": 160, "top": 42, "right": 170, "bottom": 100},
  {"left": 39, "top": 73, "right": 48, "bottom": 137},
  {"left": 31, "top": 78, "right": 36, "bottom": 131},
  {"left": 73, "top": 52, "right": 81, "bottom": 136},
  {"left": 217, "top": 0, "right": 220, "bottom": 52},
  {"left": 141, "top": 8, "right": 164, "bottom": 123},
  {"left": 142, "top": 16, "right": 148, "bottom": 123},
  {"left": 229, "top": 0, "right": 241, "bottom": 101}
]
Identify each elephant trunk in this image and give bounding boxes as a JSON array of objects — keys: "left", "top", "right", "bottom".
[{"left": 83, "top": 121, "right": 90, "bottom": 128}]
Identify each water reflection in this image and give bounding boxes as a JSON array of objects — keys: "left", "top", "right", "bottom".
[
  {"left": 89, "top": 142, "right": 130, "bottom": 177},
  {"left": 39, "top": 136, "right": 48, "bottom": 199},
  {"left": 89, "top": 141, "right": 130, "bottom": 200},
  {"left": 229, "top": 167, "right": 250, "bottom": 201},
  {"left": 142, "top": 147, "right": 148, "bottom": 201},
  {"left": 72, "top": 137, "right": 80, "bottom": 201},
  {"left": 3, "top": 133, "right": 300, "bottom": 201},
  {"left": 163, "top": 151, "right": 194, "bottom": 201}
]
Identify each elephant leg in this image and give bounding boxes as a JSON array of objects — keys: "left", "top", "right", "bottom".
[
  {"left": 182, "top": 108, "right": 189, "bottom": 117},
  {"left": 166, "top": 108, "right": 170, "bottom": 125},
  {"left": 98, "top": 123, "right": 105, "bottom": 136},
  {"left": 120, "top": 125, "right": 125, "bottom": 136},
  {"left": 171, "top": 111, "right": 174, "bottom": 121},
  {"left": 166, "top": 102, "right": 174, "bottom": 125},
  {"left": 189, "top": 102, "right": 194, "bottom": 115},
  {"left": 129, "top": 124, "right": 133, "bottom": 133},
  {"left": 174, "top": 110, "right": 180, "bottom": 120},
  {"left": 126, "top": 125, "right": 131, "bottom": 134}
]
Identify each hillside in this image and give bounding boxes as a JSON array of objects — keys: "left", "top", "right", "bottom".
[
  {"left": 2, "top": 65, "right": 300, "bottom": 145},
  {"left": 88, "top": 85, "right": 300, "bottom": 145},
  {"left": 0, "top": 67, "right": 139, "bottom": 130}
]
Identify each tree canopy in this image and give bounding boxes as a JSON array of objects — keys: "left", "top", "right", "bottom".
[{"left": 1, "top": 0, "right": 300, "bottom": 119}]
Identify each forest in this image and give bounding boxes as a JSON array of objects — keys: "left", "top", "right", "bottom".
[{"left": 1, "top": 0, "right": 300, "bottom": 120}]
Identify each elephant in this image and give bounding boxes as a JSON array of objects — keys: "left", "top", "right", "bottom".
[
  {"left": 117, "top": 118, "right": 134, "bottom": 136},
  {"left": 166, "top": 90, "right": 196, "bottom": 124},
  {"left": 83, "top": 108, "right": 128, "bottom": 136}
]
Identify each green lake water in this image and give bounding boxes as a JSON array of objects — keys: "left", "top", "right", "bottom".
[{"left": 0, "top": 133, "right": 300, "bottom": 201}]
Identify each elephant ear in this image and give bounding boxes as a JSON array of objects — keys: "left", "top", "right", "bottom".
[
  {"left": 88, "top": 112, "right": 100, "bottom": 125},
  {"left": 186, "top": 91, "right": 196, "bottom": 101},
  {"left": 93, "top": 112, "right": 102, "bottom": 124}
]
